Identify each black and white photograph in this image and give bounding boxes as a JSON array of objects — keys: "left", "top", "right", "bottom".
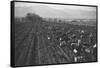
[{"left": 11, "top": 1, "right": 97, "bottom": 67}]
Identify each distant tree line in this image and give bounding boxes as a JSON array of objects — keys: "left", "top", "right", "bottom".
[
  {"left": 26, "top": 13, "right": 43, "bottom": 22},
  {"left": 15, "top": 13, "right": 43, "bottom": 23}
]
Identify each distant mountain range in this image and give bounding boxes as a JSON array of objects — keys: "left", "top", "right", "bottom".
[{"left": 15, "top": 5, "right": 96, "bottom": 19}]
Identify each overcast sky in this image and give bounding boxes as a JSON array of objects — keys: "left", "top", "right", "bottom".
[
  {"left": 15, "top": 2, "right": 96, "bottom": 11},
  {"left": 15, "top": 2, "right": 96, "bottom": 19}
]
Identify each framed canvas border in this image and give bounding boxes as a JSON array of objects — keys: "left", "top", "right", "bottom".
[{"left": 10, "top": 1, "right": 98, "bottom": 67}]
